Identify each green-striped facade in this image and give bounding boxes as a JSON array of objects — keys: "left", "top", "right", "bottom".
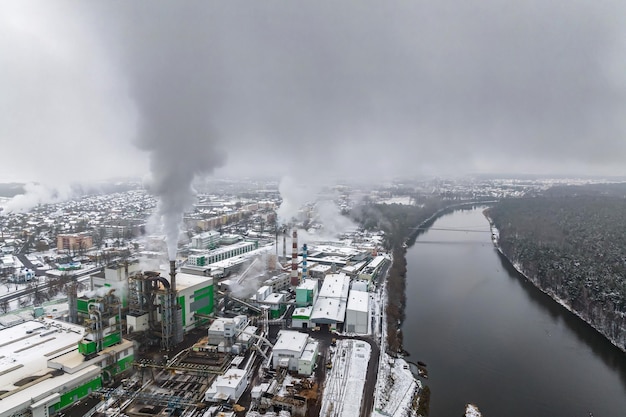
[
  {"left": 180, "top": 284, "right": 214, "bottom": 331},
  {"left": 50, "top": 376, "right": 102, "bottom": 413}
]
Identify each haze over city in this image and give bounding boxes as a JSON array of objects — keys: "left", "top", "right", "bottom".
[{"left": 1, "top": 0, "right": 625, "bottom": 189}]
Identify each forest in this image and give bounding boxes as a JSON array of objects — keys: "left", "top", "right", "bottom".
[{"left": 487, "top": 184, "right": 626, "bottom": 351}]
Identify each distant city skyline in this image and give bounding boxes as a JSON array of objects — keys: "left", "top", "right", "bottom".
[{"left": 1, "top": 1, "right": 625, "bottom": 187}]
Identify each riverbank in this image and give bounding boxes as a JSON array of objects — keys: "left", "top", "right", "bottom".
[{"left": 483, "top": 210, "right": 626, "bottom": 354}]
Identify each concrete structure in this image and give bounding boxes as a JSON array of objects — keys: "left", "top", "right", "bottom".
[
  {"left": 188, "top": 241, "right": 257, "bottom": 266},
  {"left": 56, "top": 232, "right": 93, "bottom": 253},
  {"left": 263, "top": 273, "right": 291, "bottom": 293},
  {"left": 207, "top": 315, "right": 248, "bottom": 346},
  {"left": 291, "top": 306, "right": 313, "bottom": 329},
  {"left": 351, "top": 279, "right": 369, "bottom": 293},
  {"left": 345, "top": 290, "right": 369, "bottom": 334},
  {"left": 255, "top": 285, "right": 271, "bottom": 302},
  {"left": 295, "top": 279, "right": 318, "bottom": 307},
  {"left": 190, "top": 230, "right": 220, "bottom": 250},
  {"left": 264, "top": 293, "right": 286, "bottom": 319},
  {"left": 204, "top": 367, "right": 248, "bottom": 403},
  {"left": 173, "top": 272, "right": 215, "bottom": 331},
  {"left": 308, "top": 264, "right": 331, "bottom": 279},
  {"left": 272, "top": 330, "right": 309, "bottom": 372},
  {"left": 359, "top": 255, "right": 387, "bottom": 281},
  {"left": 126, "top": 270, "right": 214, "bottom": 338},
  {"left": 298, "top": 340, "right": 319, "bottom": 376}
]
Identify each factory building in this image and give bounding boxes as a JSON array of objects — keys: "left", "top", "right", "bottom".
[
  {"left": 345, "top": 290, "right": 370, "bottom": 334},
  {"left": 359, "top": 255, "right": 388, "bottom": 281},
  {"left": 310, "top": 273, "right": 351, "bottom": 331},
  {"left": 188, "top": 241, "right": 258, "bottom": 266},
  {"left": 295, "top": 279, "right": 318, "bottom": 307},
  {"left": 0, "top": 318, "right": 133, "bottom": 417},
  {"left": 207, "top": 315, "right": 248, "bottom": 347},
  {"left": 174, "top": 272, "right": 214, "bottom": 331},
  {"left": 298, "top": 340, "right": 320, "bottom": 375},
  {"left": 204, "top": 367, "right": 248, "bottom": 403},
  {"left": 263, "top": 293, "right": 287, "bottom": 319},
  {"left": 190, "top": 230, "right": 220, "bottom": 250},
  {"left": 126, "top": 264, "right": 213, "bottom": 350},
  {"left": 272, "top": 330, "right": 318, "bottom": 375},
  {"left": 291, "top": 306, "right": 313, "bottom": 329}
]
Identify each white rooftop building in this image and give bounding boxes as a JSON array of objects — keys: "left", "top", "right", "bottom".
[
  {"left": 204, "top": 367, "right": 248, "bottom": 403},
  {"left": 345, "top": 291, "right": 370, "bottom": 334},
  {"left": 0, "top": 319, "right": 101, "bottom": 417},
  {"left": 310, "top": 273, "right": 351, "bottom": 330},
  {"left": 272, "top": 330, "right": 309, "bottom": 372}
]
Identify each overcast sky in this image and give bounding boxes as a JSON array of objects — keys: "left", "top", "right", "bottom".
[{"left": 1, "top": 0, "right": 625, "bottom": 186}]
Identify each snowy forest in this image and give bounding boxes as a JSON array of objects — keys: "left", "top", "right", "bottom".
[{"left": 487, "top": 184, "right": 626, "bottom": 351}]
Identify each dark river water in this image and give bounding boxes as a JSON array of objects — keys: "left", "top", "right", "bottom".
[{"left": 403, "top": 206, "right": 626, "bottom": 417}]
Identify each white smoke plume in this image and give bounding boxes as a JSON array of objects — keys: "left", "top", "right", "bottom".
[
  {"left": 1, "top": 183, "right": 75, "bottom": 213},
  {"left": 93, "top": 4, "right": 228, "bottom": 260},
  {"left": 313, "top": 199, "right": 359, "bottom": 237},
  {"left": 277, "top": 175, "right": 357, "bottom": 240},
  {"left": 277, "top": 176, "right": 316, "bottom": 226}
]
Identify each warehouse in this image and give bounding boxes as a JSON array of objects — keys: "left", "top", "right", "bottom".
[
  {"left": 272, "top": 330, "right": 309, "bottom": 372},
  {"left": 345, "top": 290, "right": 370, "bottom": 334},
  {"left": 310, "top": 273, "right": 350, "bottom": 331}
]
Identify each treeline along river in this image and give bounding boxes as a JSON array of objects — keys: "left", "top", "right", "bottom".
[{"left": 403, "top": 206, "right": 626, "bottom": 416}]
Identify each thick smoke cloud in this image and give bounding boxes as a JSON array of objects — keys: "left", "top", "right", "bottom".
[
  {"left": 90, "top": 4, "right": 227, "bottom": 259},
  {"left": 2, "top": 0, "right": 626, "bottom": 194}
]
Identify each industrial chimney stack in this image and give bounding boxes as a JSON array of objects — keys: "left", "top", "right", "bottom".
[
  {"left": 302, "top": 243, "right": 308, "bottom": 281},
  {"left": 291, "top": 230, "right": 299, "bottom": 286},
  {"left": 169, "top": 260, "right": 177, "bottom": 297}
]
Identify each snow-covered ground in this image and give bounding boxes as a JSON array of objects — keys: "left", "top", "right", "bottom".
[
  {"left": 320, "top": 339, "right": 371, "bottom": 417},
  {"left": 371, "top": 273, "right": 421, "bottom": 417},
  {"left": 372, "top": 354, "right": 420, "bottom": 417},
  {"left": 464, "top": 403, "right": 482, "bottom": 417}
]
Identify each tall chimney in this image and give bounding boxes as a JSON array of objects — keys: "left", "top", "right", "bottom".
[
  {"left": 302, "top": 243, "right": 308, "bottom": 281},
  {"left": 291, "top": 230, "right": 299, "bottom": 286},
  {"left": 169, "top": 260, "right": 177, "bottom": 297},
  {"left": 282, "top": 232, "right": 287, "bottom": 260}
]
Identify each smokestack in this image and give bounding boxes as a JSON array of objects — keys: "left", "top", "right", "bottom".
[
  {"left": 282, "top": 232, "right": 287, "bottom": 260},
  {"left": 169, "top": 260, "right": 177, "bottom": 297},
  {"left": 302, "top": 243, "right": 308, "bottom": 281},
  {"left": 291, "top": 230, "right": 299, "bottom": 286}
]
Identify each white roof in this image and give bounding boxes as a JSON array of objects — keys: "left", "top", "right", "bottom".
[
  {"left": 318, "top": 273, "right": 350, "bottom": 300},
  {"left": 158, "top": 269, "right": 212, "bottom": 291},
  {"left": 310, "top": 297, "right": 347, "bottom": 324},
  {"left": 292, "top": 306, "right": 314, "bottom": 318},
  {"left": 366, "top": 255, "right": 386, "bottom": 269},
  {"left": 274, "top": 330, "right": 309, "bottom": 353},
  {"left": 300, "top": 340, "right": 319, "bottom": 362},
  {"left": 347, "top": 291, "right": 369, "bottom": 313},
  {"left": 215, "top": 367, "right": 246, "bottom": 390},
  {"left": 263, "top": 293, "right": 285, "bottom": 304},
  {"left": 0, "top": 319, "right": 85, "bottom": 391},
  {"left": 0, "top": 318, "right": 99, "bottom": 415},
  {"left": 297, "top": 279, "right": 317, "bottom": 291}
]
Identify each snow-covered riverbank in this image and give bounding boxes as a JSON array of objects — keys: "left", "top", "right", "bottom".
[{"left": 484, "top": 211, "right": 626, "bottom": 353}]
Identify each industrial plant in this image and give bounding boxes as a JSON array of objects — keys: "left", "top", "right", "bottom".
[{"left": 0, "top": 221, "right": 389, "bottom": 417}]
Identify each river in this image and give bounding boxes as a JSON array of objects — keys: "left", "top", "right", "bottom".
[{"left": 403, "top": 206, "right": 626, "bottom": 417}]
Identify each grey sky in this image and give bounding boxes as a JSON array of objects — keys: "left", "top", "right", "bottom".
[{"left": 1, "top": 0, "right": 625, "bottom": 185}]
